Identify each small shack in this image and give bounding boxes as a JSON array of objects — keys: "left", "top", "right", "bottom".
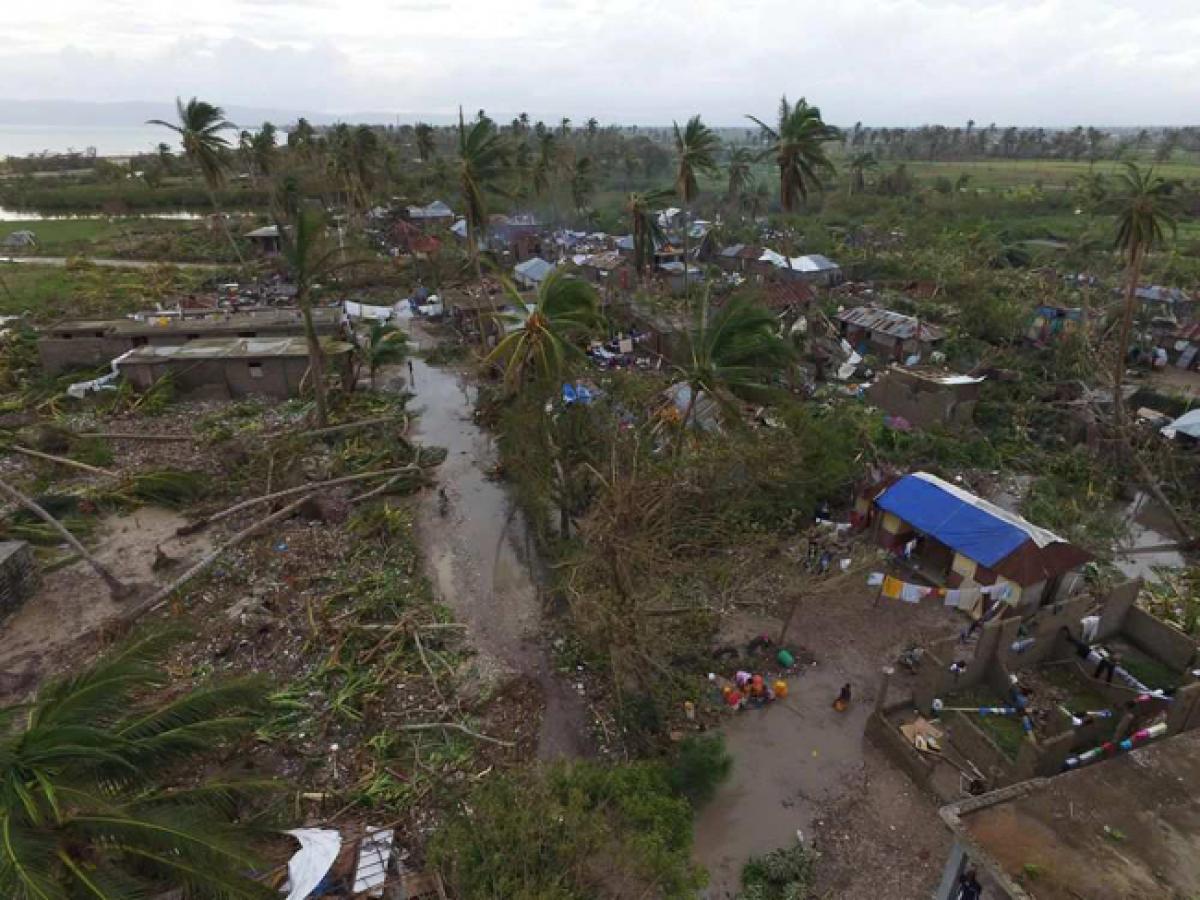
[
  {"left": 1, "top": 230, "right": 37, "bottom": 250},
  {"left": 244, "top": 225, "right": 281, "bottom": 255},
  {"left": 116, "top": 336, "right": 353, "bottom": 400},
  {"left": 836, "top": 306, "right": 944, "bottom": 361},
  {"left": 863, "top": 472, "right": 1090, "bottom": 609},
  {"left": 513, "top": 257, "right": 554, "bottom": 290},
  {"left": 406, "top": 200, "right": 455, "bottom": 229},
  {"left": 866, "top": 367, "right": 984, "bottom": 430}
]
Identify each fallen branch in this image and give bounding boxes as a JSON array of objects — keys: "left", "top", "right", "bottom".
[
  {"left": 393, "top": 721, "right": 514, "bottom": 748},
  {"left": 0, "top": 476, "right": 130, "bottom": 598},
  {"left": 177, "top": 466, "right": 419, "bottom": 535},
  {"left": 412, "top": 629, "right": 449, "bottom": 707},
  {"left": 74, "top": 432, "right": 195, "bottom": 443},
  {"left": 348, "top": 474, "right": 404, "bottom": 504},
  {"left": 127, "top": 493, "right": 314, "bottom": 619},
  {"left": 263, "top": 415, "right": 407, "bottom": 441},
  {"left": 9, "top": 445, "right": 117, "bottom": 478}
]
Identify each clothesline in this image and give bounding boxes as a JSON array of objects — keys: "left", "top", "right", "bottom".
[{"left": 868, "top": 572, "right": 1013, "bottom": 614}]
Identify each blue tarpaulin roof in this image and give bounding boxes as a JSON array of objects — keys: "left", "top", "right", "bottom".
[{"left": 875, "top": 473, "right": 1061, "bottom": 568}]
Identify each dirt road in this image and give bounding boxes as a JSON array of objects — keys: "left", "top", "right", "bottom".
[
  {"left": 0, "top": 255, "right": 223, "bottom": 270},
  {"left": 403, "top": 321, "right": 590, "bottom": 760}
]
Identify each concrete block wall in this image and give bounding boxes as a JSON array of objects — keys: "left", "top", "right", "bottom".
[
  {"left": 0, "top": 541, "right": 38, "bottom": 621},
  {"left": 1121, "top": 607, "right": 1198, "bottom": 671}
]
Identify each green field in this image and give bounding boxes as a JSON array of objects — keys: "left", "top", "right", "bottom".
[
  {"left": 0, "top": 217, "right": 244, "bottom": 263},
  {"left": 0, "top": 260, "right": 207, "bottom": 321}
]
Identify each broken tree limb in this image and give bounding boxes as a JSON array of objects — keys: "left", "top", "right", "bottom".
[
  {"left": 177, "top": 466, "right": 420, "bottom": 535},
  {"left": 127, "top": 493, "right": 314, "bottom": 620},
  {"left": 393, "top": 721, "right": 514, "bottom": 748},
  {"left": 263, "top": 415, "right": 408, "bottom": 441},
  {"left": 0, "top": 476, "right": 130, "bottom": 598},
  {"left": 74, "top": 432, "right": 195, "bottom": 443},
  {"left": 8, "top": 444, "right": 118, "bottom": 478}
]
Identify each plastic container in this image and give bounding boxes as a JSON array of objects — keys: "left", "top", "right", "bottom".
[{"left": 777, "top": 649, "right": 795, "bottom": 667}]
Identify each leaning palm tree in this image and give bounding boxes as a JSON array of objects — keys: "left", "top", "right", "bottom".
[
  {"left": 673, "top": 290, "right": 794, "bottom": 451},
  {"left": 847, "top": 151, "right": 878, "bottom": 195},
  {"left": 626, "top": 188, "right": 672, "bottom": 280},
  {"left": 148, "top": 97, "right": 246, "bottom": 265},
  {"left": 361, "top": 321, "right": 409, "bottom": 388},
  {"left": 747, "top": 96, "right": 839, "bottom": 212},
  {"left": 484, "top": 270, "right": 603, "bottom": 391},
  {"left": 0, "top": 630, "right": 276, "bottom": 897},
  {"left": 276, "top": 206, "right": 344, "bottom": 427},
  {"left": 673, "top": 115, "right": 721, "bottom": 293},
  {"left": 457, "top": 109, "right": 509, "bottom": 279},
  {"left": 1109, "top": 162, "right": 1179, "bottom": 425},
  {"left": 725, "top": 146, "right": 755, "bottom": 206}
]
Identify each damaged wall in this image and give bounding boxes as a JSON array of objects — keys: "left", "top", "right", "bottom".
[{"left": 0, "top": 541, "right": 38, "bottom": 622}]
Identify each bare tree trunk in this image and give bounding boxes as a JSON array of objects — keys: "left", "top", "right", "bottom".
[
  {"left": 298, "top": 286, "right": 329, "bottom": 427},
  {"left": 1114, "top": 245, "right": 1144, "bottom": 428},
  {"left": 0, "top": 477, "right": 129, "bottom": 598},
  {"left": 206, "top": 184, "right": 246, "bottom": 267}
]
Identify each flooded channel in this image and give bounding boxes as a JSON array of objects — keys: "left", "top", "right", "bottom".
[{"left": 403, "top": 322, "right": 590, "bottom": 759}]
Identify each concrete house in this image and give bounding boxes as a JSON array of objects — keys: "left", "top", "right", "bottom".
[
  {"left": 866, "top": 367, "right": 985, "bottom": 430},
  {"left": 116, "top": 336, "right": 353, "bottom": 399},
  {"left": 38, "top": 308, "right": 341, "bottom": 374}
]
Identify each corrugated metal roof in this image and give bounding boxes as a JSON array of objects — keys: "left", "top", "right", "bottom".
[
  {"left": 836, "top": 306, "right": 944, "bottom": 341},
  {"left": 513, "top": 257, "right": 554, "bottom": 282}
]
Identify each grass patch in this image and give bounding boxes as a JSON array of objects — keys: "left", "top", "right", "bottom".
[{"left": 957, "top": 688, "right": 1025, "bottom": 761}]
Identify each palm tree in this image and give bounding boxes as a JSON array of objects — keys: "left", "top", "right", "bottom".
[
  {"left": 747, "top": 95, "right": 839, "bottom": 212},
  {"left": 532, "top": 132, "right": 558, "bottom": 198},
  {"left": 148, "top": 97, "right": 246, "bottom": 265},
  {"left": 847, "top": 151, "right": 877, "bottom": 195},
  {"left": 585, "top": 117, "right": 599, "bottom": 138},
  {"left": 626, "top": 189, "right": 671, "bottom": 280},
  {"left": 674, "top": 290, "right": 793, "bottom": 451},
  {"left": 456, "top": 109, "right": 509, "bottom": 279},
  {"left": 360, "top": 321, "right": 409, "bottom": 388},
  {"left": 276, "top": 206, "right": 344, "bottom": 427},
  {"left": 251, "top": 122, "right": 277, "bottom": 184},
  {"left": 559, "top": 117, "right": 572, "bottom": 137},
  {"left": 414, "top": 122, "right": 436, "bottom": 162},
  {"left": 1110, "top": 162, "right": 1179, "bottom": 425},
  {"left": 484, "top": 270, "right": 603, "bottom": 391},
  {"left": 0, "top": 630, "right": 275, "bottom": 897},
  {"left": 725, "top": 146, "right": 754, "bottom": 206},
  {"left": 672, "top": 115, "right": 721, "bottom": 293},
  {"left": 570, "top": 156, "right": 594, "bottom": 215}
]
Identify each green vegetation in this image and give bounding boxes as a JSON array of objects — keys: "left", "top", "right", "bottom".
[
  {"left": 738, "top": 843, "right": 819, "bottom": 899},
  {"left": 0, "top": 259, "right": 210, "bottom": 321},
  {"left": 0, "top": 630, "right": 275, "bottom": 898},
  {"left": 430, "top": 760, "right": 706, "bottom": 899}
]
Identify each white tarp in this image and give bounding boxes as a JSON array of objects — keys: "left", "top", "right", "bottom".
[
  {"left": 344, "top": 300, "right": 394, "bottom": 322},
  {"left": 283, "top": 828, "right": 341, "bottom": 900},
  {"left": 68, "top": 349, "right": 135, "bottom": 399}
]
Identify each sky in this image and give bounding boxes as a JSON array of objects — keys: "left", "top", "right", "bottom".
[{"left": 4, "top": 0, "right": 1200, "bottom": 127}]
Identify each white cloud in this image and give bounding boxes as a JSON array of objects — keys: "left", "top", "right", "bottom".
[{"left": 2, "top": 0, "right": 1197, "bottom": 124}]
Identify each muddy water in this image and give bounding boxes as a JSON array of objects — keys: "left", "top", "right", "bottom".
[
  {"left": 403, "top": 324, "right": 589, "bottom": 759},
  {"left": 693, "top": 663, "right": 869, "bottom": 898}
]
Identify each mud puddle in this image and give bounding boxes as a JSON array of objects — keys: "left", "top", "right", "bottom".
[
  {"left": 402, "top": 321, "right": 589, "bottom": 759},
  {"left": 0, "top": 506, "right": 214, "bottom": 700},
  {"left": 693, "top": 663, "right": 869, "bottom": 898}
]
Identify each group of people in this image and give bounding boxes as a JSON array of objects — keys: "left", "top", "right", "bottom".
[{"left": 719, "top": 670, "right": 788, "bottom": 710}]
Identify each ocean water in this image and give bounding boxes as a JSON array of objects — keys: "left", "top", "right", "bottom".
[{"left": 0, "top": 125, "right": 174, "bottom": 159}]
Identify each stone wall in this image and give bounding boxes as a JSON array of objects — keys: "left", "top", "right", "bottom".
[
  {"left": 0, "top": 541, "right": 38, "bottom": 621},
  {"left": 1122, "top": 607, "right": 1198, "bottom": 671}
]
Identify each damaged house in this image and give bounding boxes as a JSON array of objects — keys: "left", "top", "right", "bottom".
[
  {"left": 836, "top": 305, "right": 944, "bottom": 361},
  {"left": 859, "top": 472, "right": 1091, "bottom": 611},
  {"left": 866, "top": 367, "right": 984, "bottom": 430}
]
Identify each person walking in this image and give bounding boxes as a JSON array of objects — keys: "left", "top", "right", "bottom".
[{"left": 407, "top": 359, "right": 415, "bottom": 385}]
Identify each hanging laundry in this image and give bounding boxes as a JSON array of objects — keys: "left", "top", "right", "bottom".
[
  {"left": 944, "top": 589, "right": 961, "bottom": 607},
  {"left": 881, "top": 576, "right": 903, "bottom": 600},
  {"left": 867, "top": 572, "right": 885, "bottom": 587},
  {"left": 900, "top": 583, "right": 924, "bottom": 603}
]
